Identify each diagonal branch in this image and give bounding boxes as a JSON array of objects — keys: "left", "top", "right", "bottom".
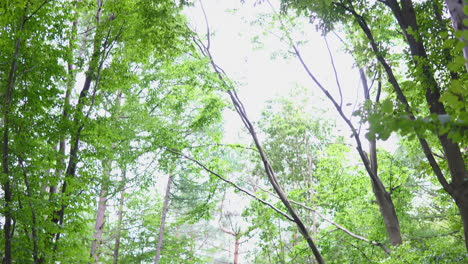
[
  {"left": 336, "top": 1, "right": 453, "bottom": 196},
  {"left": 163, "top": 147, "right": 294, "bottom": 221},
  {"left": 194, "top": 4, "right": 324, "bottom": 262},
  {"left": 324, "top": 36, "right": 343, "bottom": 108},
  {"left": 252, "top": 182, "right": 390, "bottom": 254}
]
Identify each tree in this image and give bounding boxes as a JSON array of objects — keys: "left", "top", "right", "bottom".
[
  {"left": 279, "top": 0, "right": 467, "bottom": 251},
  {"left": 0, "top": 0, "right": 226, "bottom": 262}
]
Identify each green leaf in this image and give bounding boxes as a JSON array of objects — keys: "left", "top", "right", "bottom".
[{"left": 381, "top": 99, "right": 393, "bottom": 114}]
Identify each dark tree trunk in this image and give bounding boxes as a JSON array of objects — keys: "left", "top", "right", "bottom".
[
  {"left": 52, "top": 1, "right": 103, "bottom": 252},
  {"left": 383, "top": 0, "right": 468, "bottom": 250},
  {"left": 2, "top": 13, "right": 26, "bottom": 264}
]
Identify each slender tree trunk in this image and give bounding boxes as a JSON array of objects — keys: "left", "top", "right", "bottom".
[
  {"left": 2, "top": 13, "right": 26, "bottom": 264},
  {"left": 154, "top": 175, "right": 173, "bottom": 264},
  {"left": 51, "top": 10, "right": 79, "bottom": 197},
  {"left": 445, "top": 0, "right": 468, "bottom": 72},
  {"left": 90, "top": 160, "right": 110, "bottom": 263},
  {"left": 113, "top": 169, "right": 126, "bottom": 264},
  {"left": 52, "top": 1, "right": 103, "bottom": 252},
  {"left": 360, "top": 68, "right": 402, "bottom": 246},
  {"left": 233, "top": 236, "right": 240, "bottom": 264},
  {"left": 306, "top": 141, "right": 318, "bottom": 238},
  {"left": 19, "top": 159, "right": 44, "bottom": 264}
]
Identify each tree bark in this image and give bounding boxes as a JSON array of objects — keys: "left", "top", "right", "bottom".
[
  {"left": 90, "top": 160, "right": 110, "bottom": 263},
  {"left": 154, "top": 175, "right": 173, "bottom": 264},
  {"left": 360, "top": 68, "right": 402, "bottom": 246},
  {"left": 445, "top": 0, "right": 468, "bottom": 72}
]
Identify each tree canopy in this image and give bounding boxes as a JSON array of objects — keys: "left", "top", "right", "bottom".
[{"left": 0, "top": 0, "right": 467, "bottom": 263}]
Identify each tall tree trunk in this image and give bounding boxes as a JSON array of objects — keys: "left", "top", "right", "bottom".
[
  {"left": 2, "top": 13, "right": 26, "bottom": 264},
  {"left": 154, "top": 175, "right": 173, "bottom": 264},
  {"left": 113, "top": 170, "right": 126, "bottom": 264},
  {"left": 51, "top": 7, "right": 80, "bottom": 197},
  {"left": 445, "top": 0, "right": 468, "bottom": 72},
  {"left": 52, "top": 1, "right": 104, "bottom": 252},
  {"left": 360, "top": 68, "right": 402, "bottom": 246},
  {"left": 90, "top": 160, "right": 110, "bottom": 263}
]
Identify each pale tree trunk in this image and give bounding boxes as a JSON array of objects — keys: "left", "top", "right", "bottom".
[
  {"left": 91, "top": 84, "right": 123, "bottom": 262},
  {"left": 218, "top": 197, "right": 242, "bottom": 264},
  {"left": 154, "top": 175, "right": 173, "bottom": 264},
  {"left": 305, "top": 139, "right": 317, "bottom": 238},
  {"left": 445, "top": 0, "right": 468, "bottom": 72},
  {"left": 113, "top": 169, "right": 126, "bottom": 264},
  {"left": 233, "top": 236, "right": 240, "bottom": 264},
  {"left": 90, "top": 160, "right": 110, "bottom": 263}
]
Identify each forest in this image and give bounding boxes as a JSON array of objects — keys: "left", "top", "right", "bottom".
[{"left": 0, "top": 0, "right": 467, "bottom": 263}]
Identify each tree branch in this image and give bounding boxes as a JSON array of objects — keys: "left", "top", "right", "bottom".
[{"left": 163, "top": 147, "right": 294, "bottom": 221}]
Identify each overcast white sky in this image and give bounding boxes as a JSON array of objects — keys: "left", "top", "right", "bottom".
[{"left": 185, "top": 0, "right": 367, "bottom": 143}]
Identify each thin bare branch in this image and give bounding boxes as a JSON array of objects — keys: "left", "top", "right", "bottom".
[
  {"left": 324, "top": 36, "right": 343, "bottom": 108},
  {"left": 163, "top": 147, "right": 294, "bottom": 221},
  {"left": 199, "top": 0, "right": 211, "bottom": 50}
]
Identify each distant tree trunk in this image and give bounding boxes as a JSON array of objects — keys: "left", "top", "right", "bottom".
[
  {"left": 305, "top": 140, "right": 317, "bottom": 238},
  {"left": 113, "top": 169, "right": 126, "bottom": 264},
  {"left": 445, "top": 0, "right": 468, "bottom": 72},
  {"left": 233, "top": 236, "right": 240, "bottom": 264},
  {"left": 154, "top": 175, "right": 173, "bottom": 264},
  {"left": 90, "top": 161, "right": 110, "bottom": 263}
]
